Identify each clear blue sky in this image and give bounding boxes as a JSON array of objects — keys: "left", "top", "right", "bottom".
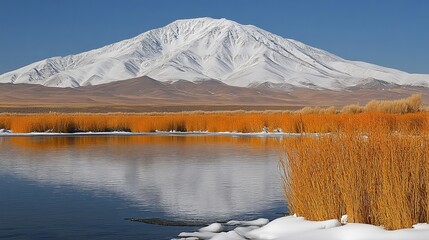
[{"left": 1, "top": 0, "right": 428, "bottom": 74}]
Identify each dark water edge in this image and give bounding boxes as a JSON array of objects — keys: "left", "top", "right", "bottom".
[
  {"left": 0, "top": 174, "right": 199, "bottom": 240},
  {"left": 0, "top": 174, "right": 286, "bottom": 240}
]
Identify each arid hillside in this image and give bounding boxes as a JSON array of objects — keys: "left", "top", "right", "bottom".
[{"left": 0, "top": 76, "right": 427, "bottom": 113}]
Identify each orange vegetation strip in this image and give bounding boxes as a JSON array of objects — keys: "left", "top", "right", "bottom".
[{"left": 0, "top": 112, "right": 428, "bottom": 133}]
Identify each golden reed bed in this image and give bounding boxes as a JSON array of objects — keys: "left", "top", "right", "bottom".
[{"left": 0, "top": 111, "right": 427, "bottom": 134}]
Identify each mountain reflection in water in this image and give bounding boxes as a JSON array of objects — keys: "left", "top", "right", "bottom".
[{"left": 0, "top": 135, "right": 286, "bottom": 219}]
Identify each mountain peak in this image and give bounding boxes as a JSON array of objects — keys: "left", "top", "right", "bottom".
[
  {"left": 169, "top": 17, "right": 240, "bottom": 26},
  {"left": 0, "top": 18, "right": 428, "bottom": 89}
]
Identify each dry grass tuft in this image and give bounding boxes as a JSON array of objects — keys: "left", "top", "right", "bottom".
[
  {"left": 281, "top": 125, "right": 429, "bottom": 230},
  {"left": 341, "top": 104, "right": 363, "bottom": 114},
  {"left": 365, "top": 94, "right": 422, "bottom": 114},
  {"left": 295, "top": 106, "right": 337, "bottom": 114}
]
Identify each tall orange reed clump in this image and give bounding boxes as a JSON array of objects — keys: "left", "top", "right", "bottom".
[
  {"left": 365, "top": 94, "right": 422, "bottom": 113},
  {"left": 282, "top": 124, "right": 429, "bottom": 230}
]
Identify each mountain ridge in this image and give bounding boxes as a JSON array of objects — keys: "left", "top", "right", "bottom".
[{"left": 1, "top": 17, "right": 428, "bottom": 89}]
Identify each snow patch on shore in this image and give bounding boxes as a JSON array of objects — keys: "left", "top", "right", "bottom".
[
  {"left": 0, "top": 129, "right": 11, "bottom": 134},
  {"left": 226, "top": 218, "right": 269, "bottom": 227},
  {"left": 199, "top": 223, "right": 224, "bottom": 233},
  {"left": 174, "top": 216, "right": 429, "bottom": 240}
]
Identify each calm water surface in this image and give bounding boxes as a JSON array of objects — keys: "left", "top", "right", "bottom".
[{"left": 0, "top": 135, "right": 287, "bottom": 239}]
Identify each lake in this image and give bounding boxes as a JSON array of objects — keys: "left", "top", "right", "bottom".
[{"left": 0, "top": 135, "right": 287, "bottom": 239}]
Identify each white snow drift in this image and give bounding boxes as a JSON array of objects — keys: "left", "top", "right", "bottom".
[
  {"left": 1, "top": 18, "right": 428, "bottom": 89},
  {"left": 175, "top": 215, "right": 429, "bottom": 240}
]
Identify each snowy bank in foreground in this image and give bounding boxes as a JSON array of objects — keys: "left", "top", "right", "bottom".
[{"left": 174, "top": 216, "right": 429, "bottom": 240}]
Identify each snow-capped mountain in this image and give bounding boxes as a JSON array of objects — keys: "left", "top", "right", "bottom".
[{"left": 0, "top": 17, "right": 428, "bottom": 89}]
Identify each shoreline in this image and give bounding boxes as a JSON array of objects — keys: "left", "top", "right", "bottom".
[{"left": 0, "top": 131, "right": 315, "bottom": 138}]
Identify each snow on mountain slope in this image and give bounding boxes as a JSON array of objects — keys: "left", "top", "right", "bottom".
[{"left": 0, "top": 17, "right": 428, "bottom": 89}]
